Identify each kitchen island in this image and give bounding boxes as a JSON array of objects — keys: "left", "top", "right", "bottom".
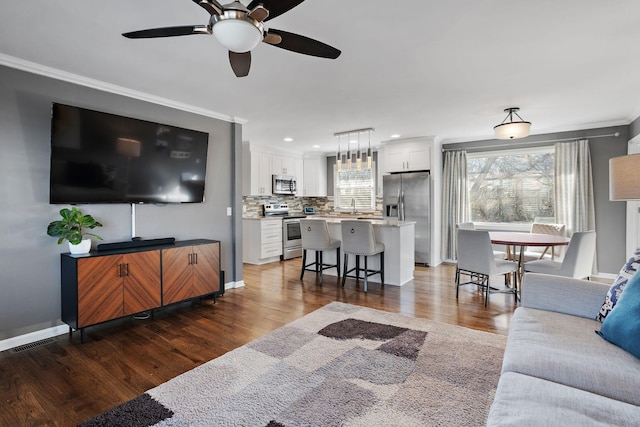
[{"left": 305, "top": 217, "right": 415, "bottom": 286}]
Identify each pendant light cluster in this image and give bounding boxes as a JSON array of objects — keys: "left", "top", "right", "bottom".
[{"left": 335, "top": 128, "right": 374, "bottom": 171}]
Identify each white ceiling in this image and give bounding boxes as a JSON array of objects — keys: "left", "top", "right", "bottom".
[{"left": 2, "top": 1, "right": 640, "bottom": 154}]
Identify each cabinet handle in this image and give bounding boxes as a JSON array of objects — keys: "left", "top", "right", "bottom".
[
  {"left": 194, "top": 253, "right": 198, "bottom": 265},
  {"left": 188, "top": 253, "right": 192, "bottom": 265},
  {"left": 125, "top": 263, "right": 129, "bottom": 277},
  {"left": 117, "top": 264, "right": 123, "bottom": 277}
]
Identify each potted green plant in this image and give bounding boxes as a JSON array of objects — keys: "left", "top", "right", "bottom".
[{"left": 47, "top": 207, "right": 103, "bottom": 254}]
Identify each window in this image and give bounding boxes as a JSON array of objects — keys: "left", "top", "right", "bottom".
[
  {"left": 467, "top": 147, "right": 554, "bottom": 224},
  {"left": 334, "top": 164, "right": 376, "bottom": 212}
]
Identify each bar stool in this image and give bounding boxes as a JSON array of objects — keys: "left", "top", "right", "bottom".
[
  {"left": 340, "top": 220, "right": 384, "bottom": 292},
  {"left": 300, "top": 219, "right": 341, "bottom": 284}
]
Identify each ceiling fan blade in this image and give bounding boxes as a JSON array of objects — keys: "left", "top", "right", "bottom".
[
  {"left": 192, "top": 0, "right": 223, "bottom": 16},
  {"left": 248, "top": 5, "right": 269, "bottom": 22},
  {"left": 229, "top": 51, "right": 251, "bottom": 77},
  {"left": 123, "top": 25, "right": 210, "bottom": 39},
  {"left": 247, "top": 0, "right": 305, "bottom": 21},
  {"left": 264, "top": 29, "right": 341, "bottom": 59}
]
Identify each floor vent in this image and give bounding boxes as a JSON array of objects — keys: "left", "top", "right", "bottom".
[{"left": 12, "top": 338, "right": 56, "bottom": 353}]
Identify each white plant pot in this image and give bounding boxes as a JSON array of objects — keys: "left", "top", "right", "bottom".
[{"left": 69, "top": 238, "right": 91, "bottom": 255}]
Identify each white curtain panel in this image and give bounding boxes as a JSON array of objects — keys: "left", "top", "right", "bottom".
[
  {"left": 554, "top": 139, "right": 597, "bottom": 272},
  {"left": 441, "top": 150, "right": 469, "bottom": 261}
]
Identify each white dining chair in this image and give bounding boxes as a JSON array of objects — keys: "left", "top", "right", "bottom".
[
  {"left": 456, "top": 222, "right": 507, "bottom": 259},
  {"left": 456, "top": 229, "right": 519, "bottom": 307},
  {"left": 524, "top": 231, "right": 596, "bottom": 279},
  {"left": 520, "top": 222, "right": 567, "bottom": 262}
]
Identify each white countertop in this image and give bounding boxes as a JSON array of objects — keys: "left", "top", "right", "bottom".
[
  {"left": 242, "top": 215, "right": 415, "bottom": 228},
  {"left": 243, "top": 216, "right": 283, "bottom": 221},
  {"left": 308, "top": 216, "right": 416, "bottom": 228}
]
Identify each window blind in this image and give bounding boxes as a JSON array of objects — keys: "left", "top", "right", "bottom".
[{"left": 334, "top": 166, "right": 375, "bottom": 211}]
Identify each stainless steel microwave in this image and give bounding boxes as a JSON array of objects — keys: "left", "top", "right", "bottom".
[{"left": 272, "top": 175, "right": 297, "bottom": 195}]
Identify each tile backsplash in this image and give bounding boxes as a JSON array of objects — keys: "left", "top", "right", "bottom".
[{"left": 243, "top": 196, "right": 382, "bottom": 218}]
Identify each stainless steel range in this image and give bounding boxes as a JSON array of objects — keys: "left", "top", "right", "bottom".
[{"left": 263, "top": 203, "right": 306, "bottom": 260}]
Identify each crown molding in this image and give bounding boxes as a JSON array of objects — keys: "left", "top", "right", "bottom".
[{"left": 0, "top": 53, "right": 247, "bottom": 125}]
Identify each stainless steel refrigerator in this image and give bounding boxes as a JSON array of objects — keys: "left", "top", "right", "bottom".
[{"left": 383, "top": 171, "right": 431, "bottom": 265}]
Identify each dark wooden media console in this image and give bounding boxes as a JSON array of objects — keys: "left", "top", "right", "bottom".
[{"left": 60, "top": 239, "right": 223, "bottom": 342}]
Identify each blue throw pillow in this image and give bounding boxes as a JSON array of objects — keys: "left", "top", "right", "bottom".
[
  {"left": 598, "top": 270, "right": 640, "bottom": 359},
  {"left": 596, "top": 249, "right": 640, "bottom": 322}
]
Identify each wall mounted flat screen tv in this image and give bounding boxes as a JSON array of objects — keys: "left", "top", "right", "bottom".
[{"left": 49, "top": 103, "right": 209, "bottom": 204}]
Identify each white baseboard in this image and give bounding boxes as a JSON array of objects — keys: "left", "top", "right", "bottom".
[
  {"left": 225, "top": 280, "right": 245, "bottom": 289},
  {"left": 0, "top": 325, "right": 68, "bottom": 353}
]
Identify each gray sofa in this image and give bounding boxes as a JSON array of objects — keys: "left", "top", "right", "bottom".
[{"left": 487, "top": 273, "right": 640, "bottom": 426}]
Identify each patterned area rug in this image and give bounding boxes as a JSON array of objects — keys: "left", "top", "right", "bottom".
[{"left": 79, "top": 302, "right": 506, "bottom": 427}]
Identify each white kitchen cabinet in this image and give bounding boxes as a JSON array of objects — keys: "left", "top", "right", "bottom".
[
  {"left": 272, "top": 155, "right": 296, "bottom": 176},
  {"left": 303, "top": 155, "right": 327, "bottom": 196},
  {"left": 384, "top": 138, "right": 432, "bottom": 173},
  {"left": 243, "top": 219, "right": 283, "bottom": 264},
  {"left": 295, "top": 158, "right": 304, "bottom": 196},
  {"left": 242, "top": 142, "right": 304, "bottom": 196},
  {"left": 242, "top": 145, "right": 272, "bottom": 196}
]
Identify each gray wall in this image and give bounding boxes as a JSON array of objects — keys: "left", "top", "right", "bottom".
[
  {"left": 0, "top": 65, "right": 242, "bottom": 341},
  {"left": 443, "top": 126, "right": 629, "bottom": 273},
  {"left": 631, "top": 116, "right": 640, "bottom": 140}
]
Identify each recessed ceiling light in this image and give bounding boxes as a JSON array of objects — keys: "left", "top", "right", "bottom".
[
  {"left": 283, "top": 137, "right": 293, "bottom": 142},
  {"left": 312, "top": 145, "right": 320, "bottom": 148},
  {"left": 391, "top": 134, "right": 400, "bottom": 138},
  {"left": 349, "top": 139, "right": 358, "bottom": 144}
]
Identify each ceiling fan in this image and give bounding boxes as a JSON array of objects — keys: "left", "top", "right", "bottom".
[{"left": 122, "top": 0, "right": 341, "bottom": 77}]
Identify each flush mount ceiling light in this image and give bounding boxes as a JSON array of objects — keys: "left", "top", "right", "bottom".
[{"left": 494, "top": 107, "right": 531, "bottom": 140}]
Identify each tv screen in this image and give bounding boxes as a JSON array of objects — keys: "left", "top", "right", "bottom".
[{"left": 49, "top": 103, "right": 209, "bottom": 204}]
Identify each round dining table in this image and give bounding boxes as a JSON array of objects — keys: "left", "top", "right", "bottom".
[{"left": 489, "top": 231, "right": 571, "bottom": 280}]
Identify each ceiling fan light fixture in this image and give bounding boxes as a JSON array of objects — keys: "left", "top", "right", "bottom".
[
  {"left": 212, "top": 14, "right": 263, "bottom": 53},
  {"left": 494, "top": 107, "right": 531, "bottom": 140}
]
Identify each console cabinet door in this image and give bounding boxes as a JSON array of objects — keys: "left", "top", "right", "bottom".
[
  {"left": 123, "top": 251, "right": 161, "bottom": 315},
  {"left": 77, "top": 255, "right": 123, "bottom": 327},
  {"left": 162, "top": 246, "right": 193, "bottom": 305},
  {"left": 193, "top": 242, "right": 220, "bottom": 297}
]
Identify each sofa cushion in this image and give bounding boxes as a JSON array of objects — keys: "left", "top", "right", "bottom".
[
  {"left": 502, "top": 307, "right": 640, "bottom": 405},
  {"left": 596, "top": 249, "right": 640, "bottom": 322},
  {"left": 487, "top": 372, "right": 640, "bottom": 427},
  {"left": 598, "top": 270, "right": 640, "bottom": 359}
]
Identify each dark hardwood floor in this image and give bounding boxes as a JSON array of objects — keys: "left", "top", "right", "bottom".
[{"left": 0, "top": 260, "right": 518, "bottom": 426}]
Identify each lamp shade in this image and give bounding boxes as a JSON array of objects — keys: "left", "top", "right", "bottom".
[
  {"left": 610, "top": 153, "right": 640, "bottom": 201},
  {"left": 212, "top": 19, "right": 262, "bottom": 53},
  {"left": 494, "top": 121, "right": 531, "bottom": 140}
]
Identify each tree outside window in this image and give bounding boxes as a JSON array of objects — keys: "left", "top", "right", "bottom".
[{"left": 467, "top": 148, "right": 554, "bottom": 224}]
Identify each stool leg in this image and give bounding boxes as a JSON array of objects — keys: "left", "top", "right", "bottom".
[
  {"left": 315, "top": 251, "right": 320, "bottom": 276},
  {"left": 355, "top": 255, "right": 360, "bottom": 281},
  {"left": 380, "top": 252, "right": 384, "bottom": 285},
  {"left": 336, "top": 247, "right": 341, "bottom": 278},
  {"left": 318, "top": 251, "right": 324, "bottom": 285},
  {"left": 341, "top": 253, "right": 348, "bottom": 287},
  {"left": 364, "top": 255, "right": 368, "bottom": 293},
  {"left": 300, "top": 249, "right": 306, "bottom": 280}
]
